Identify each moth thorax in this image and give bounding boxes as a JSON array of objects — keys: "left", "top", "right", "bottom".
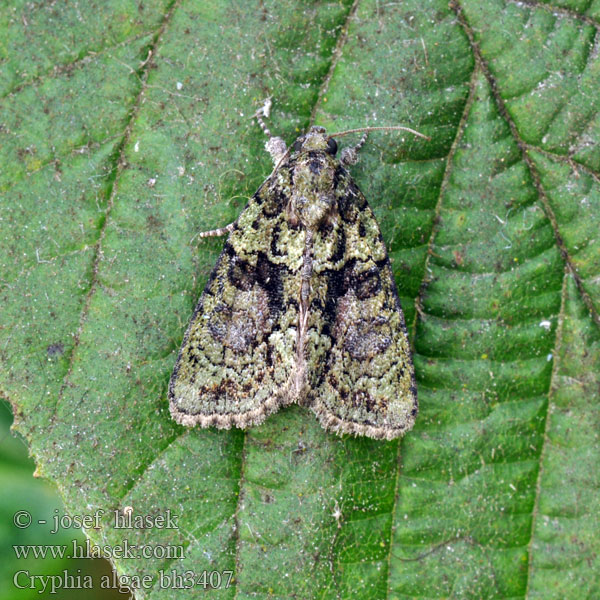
[
  {"left": 289, "top": 155, "right": 337, "bottom": 229},
  {"left": 290, "top": 194, "right": 337, "bottom": 229}
]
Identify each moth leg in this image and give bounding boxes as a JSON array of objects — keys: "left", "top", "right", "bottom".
[
  {"left": 254, "top": 98, "right": 287, "bottom": 165},
  {"left": 340, "top": 132, "right": 368, "bottom": 166},
  {"left": 198, "top": 222, "right": 235, "bottom": 238}
]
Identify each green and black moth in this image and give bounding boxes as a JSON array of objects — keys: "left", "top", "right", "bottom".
[{"left": 169, "top": 108, "right": 426, "bottom": 440}]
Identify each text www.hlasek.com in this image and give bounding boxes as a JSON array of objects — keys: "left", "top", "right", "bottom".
[{"left": 14, "top": 538, "right": 184, "bottom": 560}]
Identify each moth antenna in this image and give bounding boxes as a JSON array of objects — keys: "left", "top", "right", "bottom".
[
  {"left": 328, "top": 125, "right": 430, "bottom": 141},
  {"left": 340, "top": 132, "right": 369, "bottom": 166},
  {"left": 254, "top": 98, "right": 274, "bottom": 139},
  {"left": 254, "top": 98, "right": 288, "bottom": 165}
]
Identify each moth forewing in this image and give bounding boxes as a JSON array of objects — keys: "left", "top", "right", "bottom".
[{"left": 168, "top": 192, "right": 299, "bottom": 429}]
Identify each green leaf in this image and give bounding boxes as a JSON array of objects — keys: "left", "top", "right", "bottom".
[{"left": 1, "top": 0, "right": 599, "bottom": 598}]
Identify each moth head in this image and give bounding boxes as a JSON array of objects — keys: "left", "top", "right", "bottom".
[{"left": 292, "top": 126, "right": 338, "bottom": 156}]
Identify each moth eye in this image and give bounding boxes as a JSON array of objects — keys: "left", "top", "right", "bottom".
[
  {"left": 326, "top": 138, "right": 338, "bottom": 155},
  {"left": 292, "top": 138, "right": 304, "bottom": 152}
]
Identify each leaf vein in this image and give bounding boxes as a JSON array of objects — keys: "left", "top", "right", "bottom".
[
  {"left": 0, "top": 29, "right": 156, "bottom": 100},
  {"left": 46, "top": 0, "right": 184, "bottom": 431},
  {"left": 525, "top": 267, "right": 569, "bottom": 599},
  {"left": 450, "top": 0, "right": 600, "bottom": 330},
  {"left": 506, "top": 0, "right": 600, "bottom": 30},
  {"left": 309, "top": 0, "right": 362, "bottom": 125}
]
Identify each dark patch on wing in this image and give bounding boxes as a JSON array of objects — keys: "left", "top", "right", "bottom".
[
  {"left": 336, "top": 177, "right": 366, "bottom": 224},
  {"left": 269, "top": 221, "right": 287, "bottom": 258},
  {"left": 331, "top": 225, "right": 347, "bottom": 264},
  {"left": 333, "top": 165, "right": 346, "bottom": 190},
  {"left": 353, "top": 265, "right": 381, "bottom": 299},
  {"left": 256, "top": 251, "right": 286, "bottom": 315}
]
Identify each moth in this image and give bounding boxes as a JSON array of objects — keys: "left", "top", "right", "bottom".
[{"left": 169, "top": 109, "right": 426, "bottom": 440}]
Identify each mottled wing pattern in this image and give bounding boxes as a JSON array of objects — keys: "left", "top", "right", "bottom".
[
  {"left": 308, "top": 171, "right": 418, "bottom": 440},
  {"left": 169, "top": 182, "right": 302, "bottom": 428}
]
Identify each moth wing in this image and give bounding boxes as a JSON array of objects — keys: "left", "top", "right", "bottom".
[
  {"left": 169, "top": 189, "right": 300, "bottom": 429},
  {"left": 309, "top": 190, "right": 418, "bottom": 440}
]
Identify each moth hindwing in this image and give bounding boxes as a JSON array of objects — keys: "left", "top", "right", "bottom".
[{"left": 169, "top": 125, "right": 418, "bottom": 440}]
